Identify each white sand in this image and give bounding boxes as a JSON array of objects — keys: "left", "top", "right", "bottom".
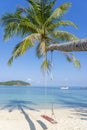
[{"left": 0, "top": 108, "right": 87, "bottom": 130}]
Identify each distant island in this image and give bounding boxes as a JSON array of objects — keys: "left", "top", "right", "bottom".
[{"left": 0, "top": 80, "right": 30, "bottom": 86}]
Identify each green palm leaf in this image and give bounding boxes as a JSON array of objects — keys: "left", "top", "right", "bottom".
[
  {"left": 47, "top": 20, "right": 78, "bottom": 31},
  {"left": 19, "top": 17, "right": 39, "bottom": 33},
  {"left": 27, "top": 0, "right": 39, "bottom": 13},
  {"left": 16, "top": 6, "right": 41, "bottom": 26},
  {"left": 3, "top": 22, "right": 19, "bottom": 41},
  {"left": 1, "top": 13, "right": 20, "bottom": 25},
  {"left": 8, "top": 56, "right": 14, "bottom": 66},
  {"left": 71, "top": 54, "right": 81, "bottom": 68},
  {"left": 44, "top": 0, "right": 56, "bottom": 12},
  {"left": 27, "top": 0, "right": 45, "bottom": 25},
  {"left": 52, "top": 30, "right": 78, "bottom": 42},
  {"left": 8, "top": 33, "right": 41, "bottom": 65},
  {"left": 45, "top": 2, "right": 71, "bottom": 26},
  {"left": 36, "top": 41, "right": 46, "bottom": 58},
  {"left": 41, "top": 58, "right": 52, "bottom": 74},
  {"left": 65, "top": 53, "right": 81, "bottom": 68},
  {"left": 15, "top": 33, "right": 40, "bottom": 55},
  {"left": 2, "top": 13, "right": 39, "bottom": 40}
]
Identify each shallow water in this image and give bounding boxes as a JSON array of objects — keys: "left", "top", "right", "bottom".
[{"left": 0, "top": 86, "right": 87, "bottom": 109}]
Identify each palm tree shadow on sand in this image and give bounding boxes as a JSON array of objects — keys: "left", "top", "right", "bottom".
[
  {"left": 0, "top": 100, "right": 48, "bottom": 130},
  {"left": 71, "top": 108, "right": 87, "bottom": 121},
  {"left": 0, "top": 100, "right": 38, "bottom": 112}
]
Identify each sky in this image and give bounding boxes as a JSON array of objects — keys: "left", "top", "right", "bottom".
[{"left": 0, "top": 0, "right": 87, "bottom": 86}]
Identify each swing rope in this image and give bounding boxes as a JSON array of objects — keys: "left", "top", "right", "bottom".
[
  {"left": 43, "top": 53, "right": 48, "bottom": 114},
  {"left": 41, "top": 51, "right": 57, "bottom": 124},
  {"left": 50, "top": 50, "right": 56, "bottom": 120},
  {"left": 44, "top": 70, "right": 47, "bottom": 115}
]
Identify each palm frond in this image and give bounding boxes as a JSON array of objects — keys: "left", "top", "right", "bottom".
[
  {"left": 52, "top": 30, "right": 79, "bottom": 42},
  {"left": 41, "top": 58, "right": 52, "bottom": 74},
  {"left": 45, "top": 2, "right": 71, "bottom": 26},
  {"left": 19, "top": 17, "right": 39, "bottom": 33},
  {"left": 27, "top": 0, "right": 43, "bottom": 23},
  {"left": 47, "top": 0, "right": 56, "bottom": 10},
  {"left": 27, "top": 0, "right": 38, "bottom": 12},
  {"left": 65, "top": 53, "right": 81, "bottom": 68},
  {"left": 36, "top": 41, "right": 46, "bottom": 58},
  {"left": 15, "top": 33, "right": 40, "bottom": 55},
  {"left": 16, "top": 6, "right": 41, "bottom": 26},
  {"left": 3, "top": 22, "right": 19, "bottom": 41},
  {"left": 47, "top": 20, "right": 78, "bottom": 31},
  {"left": 8, "top": 33, "right": 40, "bottom": 64},
  {"left": 27, "top": 0, "right": 58, "bottom": 26},
  {"left": 71, "top": 54, "right": 81, "bottom": 68},
  {"left": 16, "top": 6, "right": 29, "bottom": 14},
  {"left": 8, "top": 56, "right": 14, "bottom": 66},
  {"left": 27, "top": 0, "right": 40, "bottom": 16},
  {"left": 65, "top": 54, "right": 72, "bottom": 62},
  {"left": 2, "top": 13, "right": 39, "bottom": 40},
  {"left": 1, "top": 13, "right": 20, "bottom": 25}
]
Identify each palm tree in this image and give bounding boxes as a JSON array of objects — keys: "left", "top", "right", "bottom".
[
  {"left": 47, "top": 38, "right": 87, "bottom": 52},
  {"left": 1, "top": 0, "right": 81, "bottom": 73}
]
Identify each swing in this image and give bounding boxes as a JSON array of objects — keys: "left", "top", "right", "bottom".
[
  {"left": 41, "top": 51, "right": 57, "bottom": 124},
  {"left": 41, "top": 115, "right": 57, "bottom": 124}
]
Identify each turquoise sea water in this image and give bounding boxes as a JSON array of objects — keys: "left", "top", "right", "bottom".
[{"left": 0, "top": 86, "right": 87, "bottom": 110}]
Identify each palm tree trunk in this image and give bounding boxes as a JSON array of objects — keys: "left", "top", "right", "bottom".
[{"left": 47, "top": 38, "right": 87, "bottom": 52}]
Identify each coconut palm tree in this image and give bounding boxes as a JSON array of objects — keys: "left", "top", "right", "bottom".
[
  {"left": 1, "top": 0, "right": 81, "bottom": 73},
  {"left": 47, "top": 38, "right": 87, "bottom": 52}
]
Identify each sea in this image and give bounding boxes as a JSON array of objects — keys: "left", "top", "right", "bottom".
[{"left": 0, "top": 86, "right": 87, "bottom": 110}]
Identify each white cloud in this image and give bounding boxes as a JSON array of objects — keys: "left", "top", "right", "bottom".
[{"left": 26, "top": 78, "right": 33, "bottom": 82}]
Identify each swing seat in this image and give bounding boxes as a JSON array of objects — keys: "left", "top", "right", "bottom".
[{"left": 41, "top": 115, "right": 57, "bottom": 124}]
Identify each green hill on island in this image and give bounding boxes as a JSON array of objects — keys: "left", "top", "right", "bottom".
[{"left": 0, "top": 80, "right": 30, "bottom": 86}]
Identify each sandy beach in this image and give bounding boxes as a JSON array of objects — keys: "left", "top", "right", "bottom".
[{"left": 0, "top": 107, "right": 87, "bottom": 130}]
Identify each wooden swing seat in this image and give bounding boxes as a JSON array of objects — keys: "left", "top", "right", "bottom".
[{"left": 41, "top": 115, "right": 57, "bottom": 124}]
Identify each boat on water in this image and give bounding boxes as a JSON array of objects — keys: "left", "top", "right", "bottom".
[{"left": 60, "top": 86, "right": 69, "bottom": 90}]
